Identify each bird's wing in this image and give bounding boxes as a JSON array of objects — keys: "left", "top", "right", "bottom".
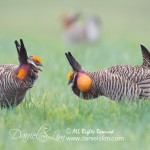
[
  {"left": 137, "top": 75, "right": 150, "bottom": 97},
  {"left": 105, "top": 65, "right": 150, "bottom": 83},
  {"left": 105, "top": 45, "right": 150, "bottom": 81},
  {"left": 99, "top": 71, "right": 144, "bottom": 100}
]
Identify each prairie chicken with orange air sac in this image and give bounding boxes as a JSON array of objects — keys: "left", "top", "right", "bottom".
[
  {"left": 65, "top": 45, "right": 150, "bottom": 100},
  {"left": 0, "top": 39, "right": 43, "bottom": 108}
]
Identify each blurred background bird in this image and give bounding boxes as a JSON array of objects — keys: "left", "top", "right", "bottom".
[
  {"left": 0, "top": 39, "right": 43, "bottom": 108},
  {"left": 60, "top": 11, "right": 100, "bottom": 45},
  {"left": 65, "top": 45, "right": 150, "bottom": 100},
  {"left": 84, "top": 15, "right": 100, "bottom": 43}
]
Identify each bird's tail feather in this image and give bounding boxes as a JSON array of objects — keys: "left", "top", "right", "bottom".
[{"left": 141, "top": 44, "right": 150, "bottom": 68}]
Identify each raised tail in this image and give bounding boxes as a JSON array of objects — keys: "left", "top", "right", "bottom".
[
  {"left": 15, "top": 39, "right": 28, "bottom": 65},
  {"left": 141, "top": 44, "right": 150, "bottom": 67},
  {"left": 65, "top": 52, "right": 84, "bottom": 72}
]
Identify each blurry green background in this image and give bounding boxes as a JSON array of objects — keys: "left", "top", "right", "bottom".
[{"left": 0, "top": 0, "right": 150, "bottom": 150}]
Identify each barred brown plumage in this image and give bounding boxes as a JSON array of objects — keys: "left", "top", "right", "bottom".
[
  {"left": 0, "top": 39, "right": 43, "bottom": 108},
  {"left": 65, "top": 45, "right": 150, "bottom": 100}
]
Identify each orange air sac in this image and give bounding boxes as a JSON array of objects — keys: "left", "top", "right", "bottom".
[{"left": 77, "top": 72, "right": 92, "bottom": 92}]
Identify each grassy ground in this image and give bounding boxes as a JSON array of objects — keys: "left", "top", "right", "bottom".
[{"left": 0, "top": 0, "right": 150, "bottom": 150}]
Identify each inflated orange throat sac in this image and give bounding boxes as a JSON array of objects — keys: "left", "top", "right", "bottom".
[
  {"left": 17, "top": 68, "right": 28, "bottom": 79},
  {"left": 17, "top": 65, "right": 30, "bottom": 79},
  {"left": 77, "top": 73, "right": 92, "bottom": 92}
]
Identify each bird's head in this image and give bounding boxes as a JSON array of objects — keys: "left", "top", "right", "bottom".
[
  {"left": 65, "top": 52, "right": 92, "bottom": 92},
  {"left": 67, "top": 71, "right": 77, "bottom": 85},
  {"left": 28, "top": 55, "right": 43, "bottom": 72},
  {"left": 60, "top": 11, "right": 80, "bottom": 28},
  {"left": 15, "top": 39, "right": 43, "bottom": 80}
]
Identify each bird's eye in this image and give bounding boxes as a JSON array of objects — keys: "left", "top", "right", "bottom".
[
  {"left": 70, "top": 74, "right": 74, "bottom": 81},
  {"left": 34, "top": 60, "right": 39, "bottom": 64}
]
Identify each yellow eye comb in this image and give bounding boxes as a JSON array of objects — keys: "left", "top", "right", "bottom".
[
  {"left": 32, "top": 56, "right": 42, "bottom": 64},
  {"left": 67, "top": 71, "right": 74, "bottom": 80}
]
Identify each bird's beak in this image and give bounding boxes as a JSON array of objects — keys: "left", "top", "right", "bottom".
[
  {"left": 68, "top": 80, "right": 72, "bottom": 85},
  {"left": 39, "top": 63, "right": 44, "bottom": 67},
  {"left": 37, "top": 63, "right": 44, "bottom": 71},
  {"left": 37, "top": 67, "right": 42, "bottom": 72}
]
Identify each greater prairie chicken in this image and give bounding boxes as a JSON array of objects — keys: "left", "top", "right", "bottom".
[
  {"left": 65, "top": 45, "right": 150, "bottom": 100},
  {"left": 0, "top": 39, "right": 43, "bottom": 108},
  {"left": 61, "top": 12, "right": 100, "bottom": 44}
]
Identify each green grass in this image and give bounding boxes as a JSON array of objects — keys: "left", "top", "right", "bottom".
[{"left": 0, "top": 0, "right": 150, "bottom": 150}]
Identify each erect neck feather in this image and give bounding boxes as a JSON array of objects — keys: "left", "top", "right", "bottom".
[{"left": 17, "top": 64, "right": 30, "bottom": 79}]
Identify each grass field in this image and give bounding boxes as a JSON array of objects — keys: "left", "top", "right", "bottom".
[{"left": 0, "top": 0, "right": 150, "bottom": 150}]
